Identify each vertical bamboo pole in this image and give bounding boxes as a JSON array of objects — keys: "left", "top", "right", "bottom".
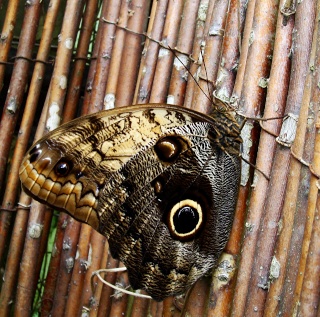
[
  {"left": 0, "top": 0, "right": 43, "bottom": 262},
  {"left": 134, "top": 0, "right": 169, "bottom": 104},
  {"left": 231, "top": 1, "right": 280, "bottom": 314},
  {"left": 0, "top": 0, "right": 20, "bottom": 92}
]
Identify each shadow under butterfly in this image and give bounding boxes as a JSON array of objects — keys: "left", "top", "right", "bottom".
[{"left": 19, "top": 104, "right": 241, "bottom": 301}]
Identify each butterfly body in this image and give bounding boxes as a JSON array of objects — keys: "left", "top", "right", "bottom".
[{"left": 20, "top": 104, "right": 241, "bottom": 300}]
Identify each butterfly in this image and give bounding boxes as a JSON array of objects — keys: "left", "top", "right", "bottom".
[{"left": 19, "top": 103, "right": 241, "bottom": 301}]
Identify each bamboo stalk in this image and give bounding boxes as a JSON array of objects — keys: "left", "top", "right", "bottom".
[
  {"left": 14, "top": 201, "right": 52, "bottom": 317},
  {"left": 183, "top": 0, "right": 212, "bottom": 110},
  {"left": 96, "top": 256, "right": 119, "bottom": 317},
  {"left": 43, "top": 216, "right": 81, "bottom": 315},
  {"left": 85, "top": 0, "right": 122, "bottom": 113},
  {"left": 0, "top": 203, "right": 29, "bottom": 316},
  {"left": 231, "top": 0, "right": 256, "bottom": 102},
  {"left": 130, "top": 293, "right": 151, "bottom": 317},
  {"left": 115, "top": 0, "right": 151, "bottom": 107},
  {"left": 285, "top": 3, "right": 320, "bottom": 313},
  {"left": 167, "top": 0, "right": 201, "bottom": 106},
  {"left": 0, "top": 2, "right": 62, "bottom": 314},
  {"left": 214, "top": 0, "right": 246, "bottom": 101},
  {"left": 0, "top": 0, "right": 20, "bottom": 92},
  {"left": 89, "top": 242, "right": 109, "bottom": 316},
  {"left": 236, "top": 0, "right": 308, "bottom": 315},
  {"left": 0, "top": 0, "right": 43, "bottom": 261},
  {"left": 64, "top": 225, "right": 92, "bottom": 316},
  {"left": 102, "top": 1, "right": 130, "bottom": 110},
  {"left": 190, "top": 0, "right": 230, "bottom": 115},
  {"left": 80, "top": 231, "right": 107, "bottom": 311},
  {"left": 40, "top": 213, "right": 69, "bottom": 316},
  {"left": 261, "top": 1, "right": 317, "bottom": 316},
  {"left": 44, "top": 0, "right": 86, "bottom": 128},
  {"left": 231, "top": 1, "right": 280, "bottom": 315},
  {"left": 204, "top": 0, "right": 255, "bottom": 313},
  {"left": 181, "top": 277, "right": 211, "bottom": 316},
  {"left": 13, "top": 1, "right": 86, "bottom": 315},
  {"left": 81, "top": 3, "right": 106, "bottom": 114},
  {"left": 134, "top": 0, "right": 169, "bottom": 104},
  {"left": 295, "top": 107, "right": 320, "bottom": 317},
  {"left": 62, "top": 0, "right": 100, "bottom": 123},
  {"left": 149, "top": 0, "right": 185, "bottom": 103},
  {"left": 107, "top": 262, "right": 130, "bottom": 316}
]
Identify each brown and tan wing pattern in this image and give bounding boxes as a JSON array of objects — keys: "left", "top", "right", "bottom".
[{"left": 19, "top": 104, "right": 241, "bottom": 300}]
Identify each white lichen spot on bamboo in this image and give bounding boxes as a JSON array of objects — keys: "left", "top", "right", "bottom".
[
  {"left": 142, "top": 66, "right": 147, "bottom": 75},
  {"left": 63, "top": 238, "right": 71, "bottom": 250},
  {"left": 62, "top": 219, "right": 68, "bottom": 228},
  {"left": 258, "top": 77, "right": 269, "bottom": 88},
  {"left": 46, "top": 102, "right": 61, "bottom": 131},
  {"left": 104, "top": 93, "right": 115, "bottom": 110},
  {"left": 65, "top": 38, "right": 73, "bottom": 50},
  {"left": 197, "top": 3, "right": 208, "bottom": 22},
  {"left": 7, "top": 97, "right": 17, "bottom": 114},
  {"left": 59, "top": 75, "right": 67, "bottom": 89},
  {"left": 65, "top": 257, "right": 74, "bottom": 273},
  {"left": 173, "top": 55, "right": 188, "bottom": 70},
  {"left": 159, "top": 47, "right": 169, "bottom": 58},
  {"left": 240, "top": 121, "right": 253, "bottom": 186},
  {"left": 245, "top": 222, "right": 254, "bottom": 233},
  {"left": 113, "top": 282, "right": 126, "bottom": 299},
  {"left": 167, "top": 95, "right": 175, "bottom": 105},
  {"left": 209, "top": 25, "right": 224, "bottom": 36},
  {"left": 213, "top": 87, "right": 229, "bottom": 103},
  {"left": 28, "top": 223, "right": 43, "bottom": 238},
  {"left": 81, "top": 244, "right": 92, "bottom": 270},
  {"left": 249, "top": 30, "right": 254, "bottom": 46},
  {"left": 216, "top": 68, "right": 228, "bottom": 86},
  {"left": 212, "top": 253, "right": 236, "bottom": 290},
  {"left": 269, "top": 256, "right": 280, "bottom": 282},
  {"left": 276, "top": 112, "right": 298, "bottom": 146},
  {"left": 0, "top": 32, "right": 8, "bottom": 40},
  {"left": 252, "top": 169, "right": 259, "bottom": 188}
]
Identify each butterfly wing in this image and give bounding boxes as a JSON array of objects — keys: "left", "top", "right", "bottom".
[{"left": 19, "top": 104, "right": 241, "bottom": 300}]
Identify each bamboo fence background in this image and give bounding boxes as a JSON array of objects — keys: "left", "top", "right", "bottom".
[{"left": 0, "top": 0, "right": 319, "bottom": 316}]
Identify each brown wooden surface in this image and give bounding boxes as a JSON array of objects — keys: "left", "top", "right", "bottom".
[{"left": 0, "top": 0, "right": 319, "bottom": 316}]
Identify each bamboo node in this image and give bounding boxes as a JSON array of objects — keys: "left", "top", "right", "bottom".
[{"left": 276, "top": 112, "right": 298, "bottom": 147}]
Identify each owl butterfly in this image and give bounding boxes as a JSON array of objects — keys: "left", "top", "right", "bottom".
[{"left": 19, "top": 103, "right": 241, "bottom": 301}]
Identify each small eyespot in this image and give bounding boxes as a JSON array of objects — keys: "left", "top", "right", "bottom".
[
  {"left": 152, "top": 176, "right": 165, "bottom": 195},
  {"left": 54, "top": 160, "right": 72, "bottom": 176},
  {"left": 29, "top": 144, "right": 42, "bottom": 163},
  {"left": 154, "top": 136, "right": 183, "bottom": 162},
  {"left": 167, "top": 199, "right": 203, "bottom": 241}
]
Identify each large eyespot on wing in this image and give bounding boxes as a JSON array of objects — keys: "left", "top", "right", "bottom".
[{"left": 166, "top": 199, "right": 204, "bottom": 241}]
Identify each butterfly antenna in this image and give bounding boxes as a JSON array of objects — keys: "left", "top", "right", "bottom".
[
  {"left": 167, "top": 45, "right": 213, "bottom": 105},
  {"left": 199, "top": 48, "right": 214, "bottom": 104}
]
